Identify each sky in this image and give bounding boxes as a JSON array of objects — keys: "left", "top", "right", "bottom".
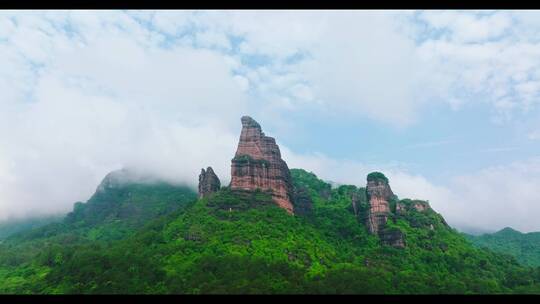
[{"left": 2, "top": 10, "right": 540, "bottom": 233}]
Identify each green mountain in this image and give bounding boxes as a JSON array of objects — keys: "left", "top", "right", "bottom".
[
  {"left": 0, "top": 169, "right": 197, "bottom": 293},
  {"left": 1, "top": 168, "right": 540, "bottom": 294},
  {"left": 1, "top": 116, "right": 539, "bottom": 294},
  {"left": 466, "top": 227, "right": 540, "bottom": 267}
]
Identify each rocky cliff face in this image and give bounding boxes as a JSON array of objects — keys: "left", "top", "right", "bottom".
[
  {"left": 364, "top": 173, "right": 405, "bottom": 248},
  {"left": 230, "top": 116, "right": 295, "bottom": 214},
  {"left": 198, "top": 167, "right": 221, "bottom": 198},
  {"left": 365, "top": 177, "right": 393, "bottom": 235}
]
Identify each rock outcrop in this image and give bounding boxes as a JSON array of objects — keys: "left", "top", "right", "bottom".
[
  {"left": 396, "top": 199, "right": 431, "bottom": 215},
  {"left": 198, "top": 167, "right": 221, "bottom": 198},
  {"left": 412, "top": 201, "right": 430, "bottom": 212},
  {"left": 364, "top": 172, "right": 405, "bottom": 248},
  {"left": 365, "top": 173, "right": 394, "bottom": 235},
  {"left": 230, "top": 116, "right": 295, "bottom": 214}
]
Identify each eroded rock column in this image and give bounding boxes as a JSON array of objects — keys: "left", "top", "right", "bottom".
[{"left": 230, "top": 116, "right": 295, "bottom": 214}]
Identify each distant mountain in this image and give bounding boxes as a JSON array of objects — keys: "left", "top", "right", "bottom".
[{"left": 466, "top": 227, "right": 540, "bottom": 267}]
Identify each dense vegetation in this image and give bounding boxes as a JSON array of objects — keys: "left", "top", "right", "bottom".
[
  {"left": 466, "top": 227, "right": 540, "bottom": 267},
  {"left": 1, "top": 168, "right": 539, "bottom": 294},
  {"left": 366, "top": 172, "right": 389, "bottom": 183}
]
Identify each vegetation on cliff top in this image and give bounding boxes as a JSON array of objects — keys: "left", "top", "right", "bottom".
[{"left": 366, "top": 172, "right": 389, "bottom": 183}]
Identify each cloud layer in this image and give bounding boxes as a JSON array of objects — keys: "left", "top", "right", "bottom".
[{"left": 2, "top": 11, "right": 540, "bottom": 233}]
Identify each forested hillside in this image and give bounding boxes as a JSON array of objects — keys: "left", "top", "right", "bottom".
[{"left": 1, "top": 169, "right": 539, "bottom": 294}]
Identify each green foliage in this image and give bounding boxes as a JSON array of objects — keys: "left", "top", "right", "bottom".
[
  {"left": 367, "top": 172, "right": 388, "bottom": 183},
  {"left": 290, "top": 168, "right": 332, "bottom": 200},
  {"left": 206, "top": 188, "right": 274, "bottom": 213},
  {"left": 1, "top": 168, "right": 539, "bottom": 294},
  {"left": 233, "top": 155, "right": 270, "bottom": 167},
  {"left": 0, "top": 178, "right": 197, "bottom": 294}
]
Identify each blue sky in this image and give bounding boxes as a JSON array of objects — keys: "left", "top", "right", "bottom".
[
  {"left": 2, "top": 10, "right": 540, "bottom": 233},
  {"left": 276, "top": 97, "right": 540, "bottom": 184}
]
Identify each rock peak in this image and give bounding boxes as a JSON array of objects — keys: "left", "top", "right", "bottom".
[
  {"left": 230, "top": 116, "right": 294, "bottom": 213},
  {"left": 198, "top": 166, "right": 221, "bottom": 198}
]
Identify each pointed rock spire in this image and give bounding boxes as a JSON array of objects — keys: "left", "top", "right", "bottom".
[{"left": 230, "top": 116, "right": 295, "bottom": 213}]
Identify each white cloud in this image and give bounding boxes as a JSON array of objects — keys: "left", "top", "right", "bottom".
[
  {"left": 195, "top": 30, "right": 232, "bottom": 51},
  {"left": 420, "top": 11, "right": 512, "bottom": 43},
  {"left": 415, "top": 11, "right": 540, "bottom": 121},
  {"left": 444, "top": 158, "right": 540, "bottom": 233},
  {"left": 528, "top": 130, "right": 540, "bottom": 140},
  {"left": 123, "top": 11, "right": 540, "bottom": 128},
  {"left": 155, "top": 10, "right": 540, "bottom": 127},
  {"left": 147, "top": 10, "right": 192, "bottom": 36},
  {"left": 3, "top": 10, "right": 540, "bottom": 235},
  {"left": 0, "top": 11, "right": 247, "bottom": 220}
]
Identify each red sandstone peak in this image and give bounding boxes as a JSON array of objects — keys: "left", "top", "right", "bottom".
[
  {"left": 230, "top": 116, "right": 294, "bottom": 214},
  {"left": 366, "top": 179, "right": 394, "bottom": 217},
  {"left": 235, "top": 116, "right": 281, "bottom": 160}
]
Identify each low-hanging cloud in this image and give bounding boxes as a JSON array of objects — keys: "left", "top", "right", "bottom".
[
  {"left": 0, "top": 12, "right": 247, "bottom": 220},
  {"left": 2, "top": 10, "right": 540, "bottom": 234}
]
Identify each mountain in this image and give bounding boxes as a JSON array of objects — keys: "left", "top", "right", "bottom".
[
  {"left": 466, "top": 227, "right": 540, "bottom": 267},
  {"left": 1, "top": 116, "right": 540, "bottom": 294}
]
